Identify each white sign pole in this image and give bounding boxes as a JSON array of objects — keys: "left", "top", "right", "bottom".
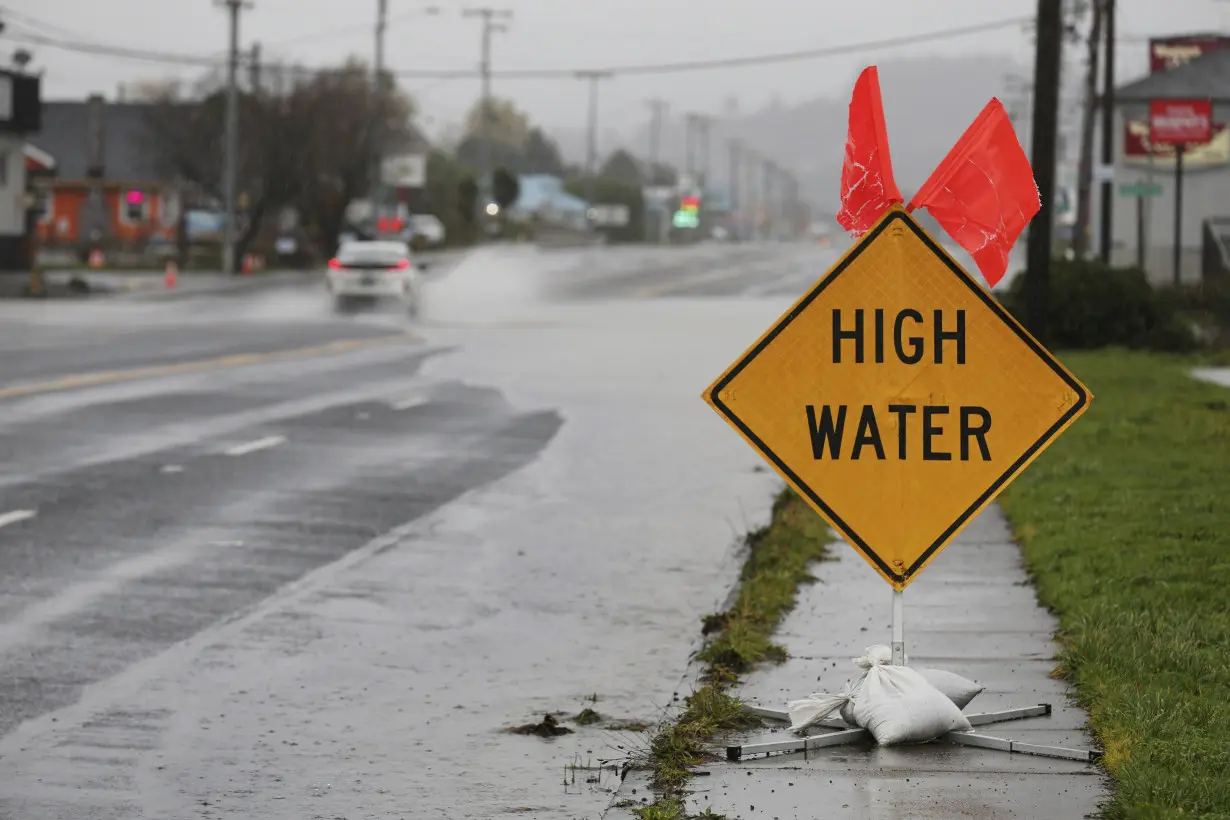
[{"left": 891, "top": 589, "right": 905, "bottom": 666}]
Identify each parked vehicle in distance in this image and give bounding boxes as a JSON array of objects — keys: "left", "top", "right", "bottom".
[
  {"left": 325, "top": 240, "right": 428, "bottom": 315},
  {"left": 405, "top": 214, "right": 446, "bottom": 250}
]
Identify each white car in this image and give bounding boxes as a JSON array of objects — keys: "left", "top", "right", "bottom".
[{"left": 326, "top": 240, "right": 426, "bottom": 315}]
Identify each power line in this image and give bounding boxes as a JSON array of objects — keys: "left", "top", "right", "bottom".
[
  {"left": 259, "top": 4, "right": 441, "bottom": 50},
  {"left": 0, "top": 6, "right": 83, "bottom": 40},
  {"left": 10, "top": 15, "right": 1035, "bottom": 80},
  {"left": 7, "top": 30, "right": 222, "bottom": 68}
]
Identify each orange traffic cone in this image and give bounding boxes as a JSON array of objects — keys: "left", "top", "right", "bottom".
[
  {"left": 88, "top": 248, "right": 104, "bottom": 269},
  {"left": 164, "top": 259, "right": 178, "bottom": 289}
]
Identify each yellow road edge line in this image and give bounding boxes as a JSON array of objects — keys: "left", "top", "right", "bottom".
[{"left": 0, "top": 332, "right": 422, "bottom": 400}]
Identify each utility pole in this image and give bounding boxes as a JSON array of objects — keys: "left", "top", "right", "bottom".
[
  {"left": 743, "top": 149, "right": 758, "bottom": 240},
  {"left": 463, "top": 7, "right": 512, "bottom": 218},
  {"left": 577, "top": 70, "right": 613, "bottom": 224},
  {"left": 217, "top": 0, "right": 250, "bottom": 275},
  {"left": 249, "top": 42, "right": 261, "bottom": 92},
  {"left": 692, "top": 114, "right": 711, "bottom": 191},
  {"left": 761, "top": 160, "right": 773, "bottom": 239},
  {"left": 1098, "top": 0, "right": 1115, "bottom": 264},
  {"left": 684, "top": 114, "right": 697, "bottom": 183},
  {"left": 1026, "top": 0, "right": 1063, "bottom": 344},
  {"left": 728, "top": 140, "right": 741, "bottom": 238},
  {"left": 646, "top": 99, "right": 668, "bottom": 243},
  {"left": 370, "top": 0, "right": 388, "bottom": 237},
  {"left": 646, "top": 99, "right": 668, "bottom": 183},
  {"left": 1072, "top": 0, "right": 1104, "bottom": 258}
]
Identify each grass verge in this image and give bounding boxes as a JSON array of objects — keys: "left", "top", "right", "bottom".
[
  {"left": 998, "top": 350, "right": 1230, "bottom": 819},
  {"left": 631, "top": 489, "right": 831, "bottom": 820}
]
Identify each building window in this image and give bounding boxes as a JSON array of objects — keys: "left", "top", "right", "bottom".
[{"left": 121, "top": 189, "right": 148, "bottom": 223}]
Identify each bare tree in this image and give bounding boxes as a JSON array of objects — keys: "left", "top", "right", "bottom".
[{"left": 144, "top": 59, "right": 418, "bottom": 259}]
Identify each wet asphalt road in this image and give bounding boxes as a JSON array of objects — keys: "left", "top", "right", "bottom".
[{"left": 0, "top": 242, "right": 862, "bottom": 818}]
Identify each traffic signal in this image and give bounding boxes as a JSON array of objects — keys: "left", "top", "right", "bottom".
[{"left": 673, "top": 194, "right": 701, "bottom": 229}]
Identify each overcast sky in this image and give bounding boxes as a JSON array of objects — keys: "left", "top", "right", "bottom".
[{"left": 8, "top": 0, "right": 1230, "bottom": 139}]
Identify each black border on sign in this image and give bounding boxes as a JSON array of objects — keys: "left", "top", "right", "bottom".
[{"left": 709, "top": 209, "right": 1090, "bottom": 586}]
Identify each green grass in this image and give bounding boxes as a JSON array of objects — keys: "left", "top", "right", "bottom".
[
  {"left": 998, "top": 350, "right": 1230, "bottom": 819},
  {"left": 632, "top": 490, "right": 831, "bottom": 820}
]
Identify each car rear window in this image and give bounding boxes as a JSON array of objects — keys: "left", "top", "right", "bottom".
[{"left": 337, "top": 244, "right": 406, "bottom": 266}]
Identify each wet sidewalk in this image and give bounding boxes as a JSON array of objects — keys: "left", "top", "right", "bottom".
[{"left": 608, "top": 505, "right": 1109, "bottom": 819}]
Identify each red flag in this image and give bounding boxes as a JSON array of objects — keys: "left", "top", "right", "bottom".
[
  {"left": 907, "top": 98, "right": 1039, "bottom": 287},
  {"left": 836, "top": 66, "right": 903, "bottom": 237}
]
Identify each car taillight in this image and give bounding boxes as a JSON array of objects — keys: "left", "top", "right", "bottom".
[
  {"left": 394, "top": 258, "right": 411, "bottom": 270},
  {"left": 328, "top": 258, "right": 343, "bottom": 270}
]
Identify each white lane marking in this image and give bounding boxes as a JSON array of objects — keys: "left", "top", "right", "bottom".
[
  {"left": 356, "top": 411, "right": 371, "bottom": 420},
  {"left": 0, "top": 509, "right": 36, "bottom": 529},
  {"left": 161, "top": 464, "right": 185, "bottom": 474},
  {"left": 225, "top": 434, "right": 287, "bottom": 457},
  {"left": 392, "top": 395, "right": 429, "bottom": 411}
]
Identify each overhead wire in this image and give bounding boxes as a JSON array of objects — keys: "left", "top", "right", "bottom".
[{"left": 4, "top": 15, "right": 1036, "bottom": 80}]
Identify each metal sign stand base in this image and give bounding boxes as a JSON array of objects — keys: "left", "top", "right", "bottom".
[{"left": 728, "top": 590, "right": 1102, "bottom": 764}]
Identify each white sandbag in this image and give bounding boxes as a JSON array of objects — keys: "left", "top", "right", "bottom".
[
  {"left": 851, "top": 663, "right": 971, "bottom": 745},
  {"left": 786, "top": 645, "right": 972, "bottom": 745},
  {"left": 829, "top": 645, "right": 985, "bottom": 710},
  {"left": 786, "top": 691, "right": 850, "bottom": 732},
  {"left": 915, "top": 667, "right": 984, "bottom": 709}
]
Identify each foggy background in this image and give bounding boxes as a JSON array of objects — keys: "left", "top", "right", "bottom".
[{"left": 10, "top": 0, "right": 1230, "bottom": 211}]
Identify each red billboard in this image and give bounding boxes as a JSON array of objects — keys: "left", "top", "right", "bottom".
[
  {"left": 1123, "top": 35, "right": 1229, "bottom": 166},
  {"left": 1149, "top": 35, "right": 1230, "bottom": 73},
  {"left": 1149, "top": 99, "right": 1214, "bottom": 146}
]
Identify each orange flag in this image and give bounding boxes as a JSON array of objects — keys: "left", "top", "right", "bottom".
[
  {"left": 907, "top": 99, "right": 1040, "bottom": 287},
  {"left": 836, "top": 66, "right": 903, "bottom": 237}
]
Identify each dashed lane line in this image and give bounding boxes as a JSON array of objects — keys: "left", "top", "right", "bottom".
[
  {"left": 0, "top": 509, "right": 37, "bottom": 529},
  {"left": 224, "top": 435, "right": 287, "bottom": 457},
  {"left": 391, "top": 394, "right": 430, "bottom": 410}
]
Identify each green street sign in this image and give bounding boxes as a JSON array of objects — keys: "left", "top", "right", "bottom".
[{"left": 1118, "top": 182, "right": 1163, "bottom": 197}]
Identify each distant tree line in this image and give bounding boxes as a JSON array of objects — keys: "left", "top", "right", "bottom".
[{"left": 140, "top": 62, "right": 679, "bottom": 258}]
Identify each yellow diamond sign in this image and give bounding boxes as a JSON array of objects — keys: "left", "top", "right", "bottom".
[{"left": 703, "top": 207, "right": 1091, "bottom": 590}]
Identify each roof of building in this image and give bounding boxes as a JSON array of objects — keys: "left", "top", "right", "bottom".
[
  {"left": 32, "top": 100, "right": 167, "bottom": 180},
  {"left": 1116, "top": 47, "right": 1230, "bottom": 102}
]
